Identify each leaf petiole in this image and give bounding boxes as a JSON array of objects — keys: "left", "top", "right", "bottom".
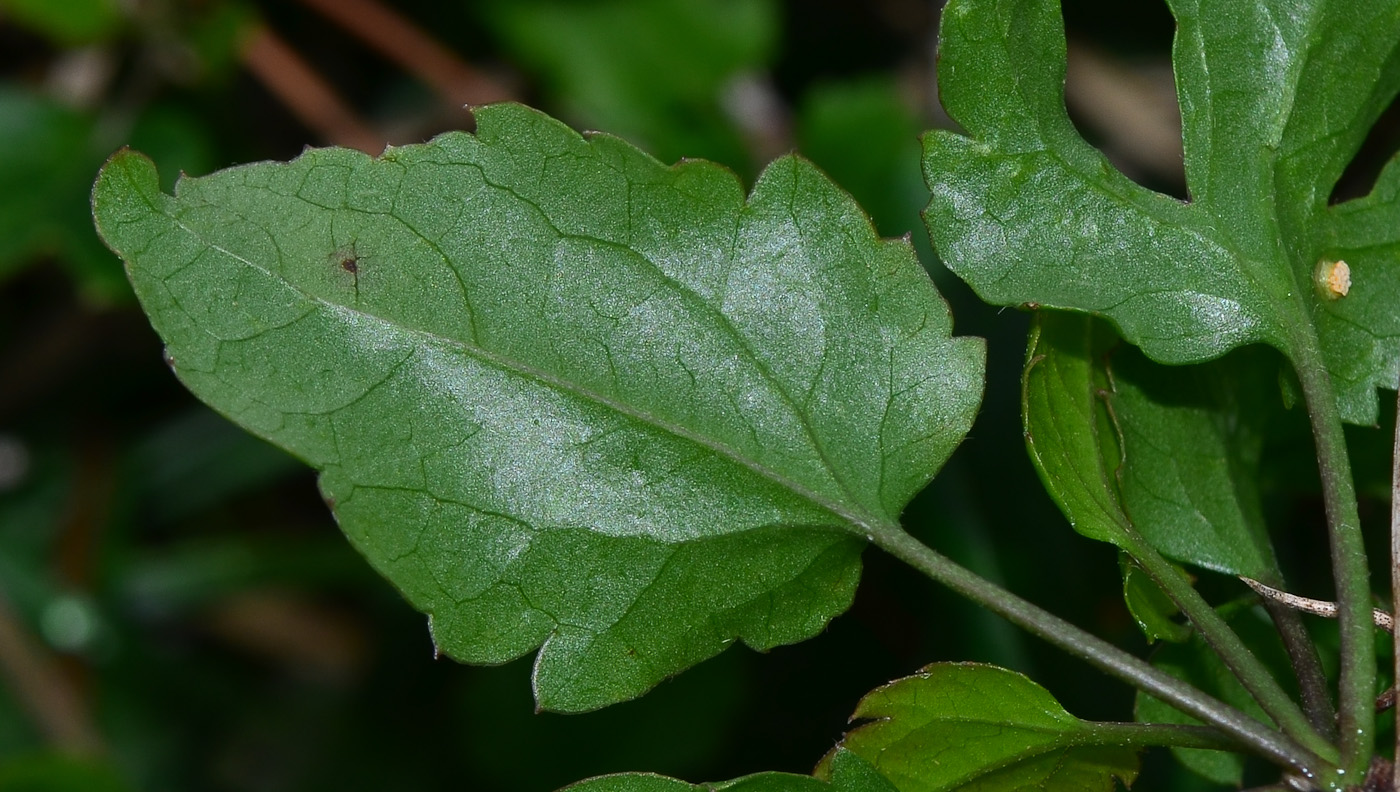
[{"left": 868, "top": 524, "right": 1336, "bottom": 780}]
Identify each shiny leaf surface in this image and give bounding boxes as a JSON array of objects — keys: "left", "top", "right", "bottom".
[
  {"left": 92, "top": 103, "right": 985, "bottom": 712},
  {"left": 927, "top": 0, "right": 1400, "bottom": 423},
  {"left": 834, "top": 663, "right": 1140, "bottom": 792}
]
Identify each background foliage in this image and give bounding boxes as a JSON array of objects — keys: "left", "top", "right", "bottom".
[{"left": 3, "top": 1, "right": 1398, "bottom": 790}]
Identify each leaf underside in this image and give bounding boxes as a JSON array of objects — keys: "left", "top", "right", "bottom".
[
  {"left": 92, "top": 103, "right": 985, "bottom": 712},
  {"left": 928, "top": 0, "right": 1400, "bottom": 424}
]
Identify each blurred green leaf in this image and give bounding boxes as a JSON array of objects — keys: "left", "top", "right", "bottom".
[
  {"left": 834, "top": 663, "right": 1139, "bottom": 792},
  {"left": 183, "top": 2, "right": 259, "bottom": 79},
  {"left": 795, "top": 78, "right": 925, "bottom": 238},
  {"left": 483, "top": 0, "right": 777, "bottom": 167},
  {"left": 0, "top": 89, "right": 119, "bottom": 299},
  {"left": 925, "top": 0, "right": 1400, "bottom": 423},
  {"left": 0, "top": 753, "right": 132, "bottom": 792},
  {"left": 0, "top": 90, "right": 212, "bottom": 301},
  {"left": 0, "top": 0, "right": 121, "bottom": 45},
  {"left": 92, "top": 103, "right": 985, "bottom": 713},
  {"left": 128, "top": 407, "right": 300, "bottom": 524},
  {"left": 1024, "top": 312, "right": 1279, "bottom": 578}
]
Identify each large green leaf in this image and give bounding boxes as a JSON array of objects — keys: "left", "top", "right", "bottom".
[
  {"left": 92, "top": 103, "right": 985, "bottom": 712},
  {"left": 564, "top": 750, "right": 898, "bottom": 792},
  {"left": 1023, "top": 312, "right": 1278, "bottom": 578},
  {"left": 832, "top": 663, "right": 1140, "bottom": 792},
  {"left": 927, "top": 0, "right": 1400, "bottom": 423}
]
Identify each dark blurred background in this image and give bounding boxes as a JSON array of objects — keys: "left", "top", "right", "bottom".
[{"left": 0, "top": 1, "right": 1396, "bottom": 790}]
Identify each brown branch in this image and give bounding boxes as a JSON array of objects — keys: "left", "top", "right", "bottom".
[
  {"left": 238, "top": 24, "right": 384, "bottom": 154},
  {"left": 291, "top": 0, "right": 512, "bottom": 107},
  {"left": 0, "top": 591, "right": 104, "bottom": 756}
]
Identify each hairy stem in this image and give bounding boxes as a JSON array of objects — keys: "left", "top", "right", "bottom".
[
  {"left": 1290, "top": 336, "right": 1375, "bottom": 779},
  {"left": 1117, "top": 531, "right": 1335, "bottom": 761},
  {"left": 1258, "top": 596, "right": 1336, "bottom": 740},
  {"left": 1391, "top": 382, "right": 1400, "bottom": 792},
  {"left": 870, "top": 525, "right": 1333, "bottom": 779}
]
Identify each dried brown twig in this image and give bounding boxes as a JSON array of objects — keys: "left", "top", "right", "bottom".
[{"left": 1240, "top": 577, "right": 1394, "bottom": 633}]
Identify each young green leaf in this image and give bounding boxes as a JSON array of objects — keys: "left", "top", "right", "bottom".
[
  {"left": 927, "top": 0, "right": 1400, "bottom": 424},
  {"left": 831, "top": 663, "right": 1141, "bottom": 792},
  {"left": 1121, "top": 556, "right": 1191, "bottom": 645},
  {"left": 92, "top": 103, "right": 985, "bottom": 713},
  {"left": 1023, "top": 313, "right": 1331, "bottom": 757},
  {"left": 0, "top": 0, "right": 122, "bottom": 45},
  {"left": 564, "top": 750, "right": 898, "bottom": 792}
]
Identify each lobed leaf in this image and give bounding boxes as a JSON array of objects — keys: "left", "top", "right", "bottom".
[
  {"left": 832, "top": 663, "right": 1139, "bottom": 792},
  {"left": 92, "top": 103, "right": 984, "bottom": 712},
  {"left": 927, "top": 0, "right": 1400, "bottom": 423}
]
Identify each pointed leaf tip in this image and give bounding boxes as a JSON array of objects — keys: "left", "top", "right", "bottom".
[{"left": 92, "top": 103, "right": 986, "bottom": 712}]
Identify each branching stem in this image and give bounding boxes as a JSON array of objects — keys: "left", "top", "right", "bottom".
[
  {"left": 870, "top": 525, "right": 1335, "bottom": 780},
  {"left": 1116, "top": 532, "right": 1336, "bottom": 761}
]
